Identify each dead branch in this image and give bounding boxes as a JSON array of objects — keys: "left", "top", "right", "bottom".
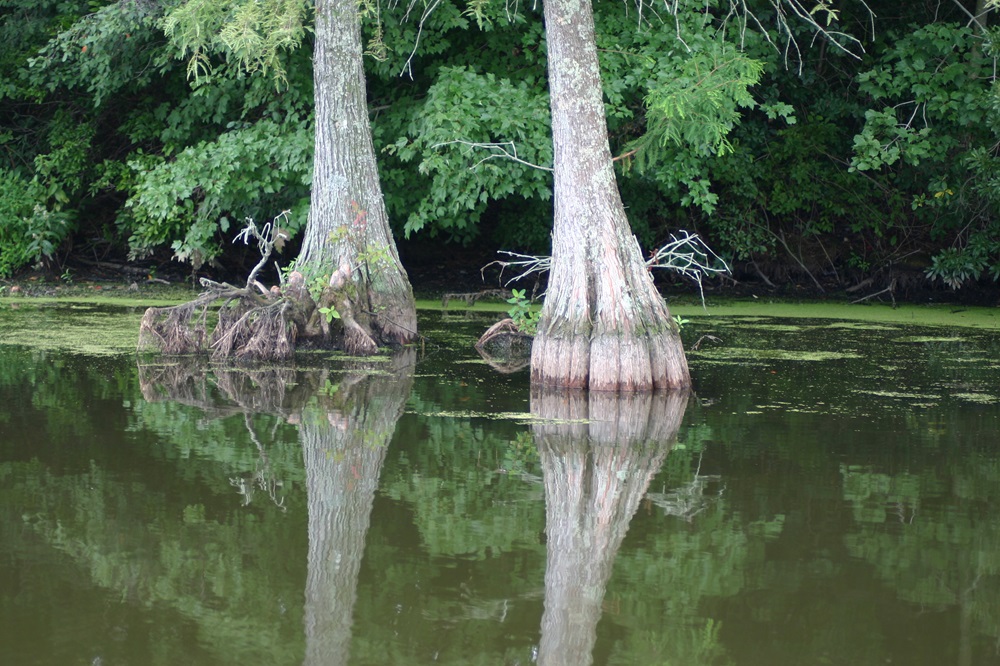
[
  {"left": 646, "top": 230, "right": 731, "bottom": 307},
  {"left": 849, "top": 277, "right": 897, "bottom": 307},
  {"left": 441, "top": 289, "right": 511, "bottom": 307},
  {"left": 691, "top": 334, "right": 722, "bottom": 351},
  {"left": 431, "top": 140, "right": 554, "bottom": 173},
  {"left": 481, "top": 252, "right": 552, "bottom": 287}
]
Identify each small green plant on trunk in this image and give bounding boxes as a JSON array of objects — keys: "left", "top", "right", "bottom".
[{"left": 507, "top": 289, "right": 539, "bottom": 335}]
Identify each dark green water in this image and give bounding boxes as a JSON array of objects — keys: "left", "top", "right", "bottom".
[{"left": 2, "top": 305, "right": 1000, "bottom": 665}]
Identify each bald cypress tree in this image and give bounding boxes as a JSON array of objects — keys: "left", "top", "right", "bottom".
[{"left": 530, "top": 0, "right": 690, "bottom": 391}]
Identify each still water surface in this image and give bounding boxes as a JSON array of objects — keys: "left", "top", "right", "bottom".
[{"left": 1, "top": 305, "right": 1000, "bottom": 665}]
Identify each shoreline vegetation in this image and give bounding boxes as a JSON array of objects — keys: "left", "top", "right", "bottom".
[{"left": 1, "top": 279, "right": 997, "bottom": 332}]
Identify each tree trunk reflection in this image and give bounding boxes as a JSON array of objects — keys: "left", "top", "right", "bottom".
[
  {"left": 532, "top": 389, "right": 688, "bottom": 666},
  {"left": 301, "top": 353, "right": 414, "bottom": 666},
  {"left": 138, "top": 352, "right": 415, "bottom": 666}
]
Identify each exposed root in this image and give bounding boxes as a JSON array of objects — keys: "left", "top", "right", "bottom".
[
  {"left": 210, "top": 299, "right": 296, "bottom": 361},
  {"left": 137, "top": 293, "right": 214, "bottom": 355},
  {"left": 138, "top": 215, "right": 402, "bottom": 360},
  {"left": 138, "top": 277, "right": 309, "bottom": 361},
  {"left": 344, "top": 320, "right": 379, "bottom": 355}
]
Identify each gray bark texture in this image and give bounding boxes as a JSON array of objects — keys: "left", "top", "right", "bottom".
[
  {"left": 532, "top": 389, "right": 689, "bottom": 666},
  {"left": 301, "top": 352, "right": 415, "bottom": 666},
  {"left": 301, "top": 0, "right": 417, "bottom": 346},
  {"left": 531, "top": 0, "right": 690, "bottom": 391}
]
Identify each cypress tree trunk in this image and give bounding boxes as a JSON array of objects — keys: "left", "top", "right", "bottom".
[
  {"left": 532, "top": 389, "right": 688, "bottom": 665},
  {"left": 301, "top": 0, "right": 417, "bottom": 347},
  {"left": 531, "top": 0, "right": 689, "bottom": 391}
]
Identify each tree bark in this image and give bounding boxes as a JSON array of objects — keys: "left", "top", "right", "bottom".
[
  {"left": 532, "top": 389, "right": 688, "bottom": 666},
  {"left": 974, "top": 0, "right": 991, "bottom": 33},
  {"left": 301, "top": 0, "right": 417, "bottom": 348},
  {"left": 531, "top": 0, "right": 690, "bottom": 391}
]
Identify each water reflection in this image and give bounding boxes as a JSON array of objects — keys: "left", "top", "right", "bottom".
[
  {"left": 139, "top": 352, "right": 415, "bottom": 666},
  {"left": 5, "top": 307, "right": 1000, "bottom": 664},
  {"left": 300, "top": 354, "right": 414, "bottom": 666},
  {"left": 531, "top": 389, "right": 688, "bottom": 666},
  {"left": 841, "top": 463, "right": 1000, "bottom": 666}
]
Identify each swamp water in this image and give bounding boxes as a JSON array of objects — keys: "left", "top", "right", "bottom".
[{"left": 1, "top": 302, "right": 1000, "bottom": 665}]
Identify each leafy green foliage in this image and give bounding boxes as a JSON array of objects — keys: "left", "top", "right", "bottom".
[
  {"left": 0, "top": 170, "right": 68, "bottom": 275},
  {"left": 850, "top": 21, "right": 1000, "bottom": 288},
  {"left": 123, "top": 118, "right": 313, "bottom": 266},
  {"left": 505, "top": 288, "right": 538, "bottom": 334},
  {"left": 852, "top": 23, "right": 991, "bottom": 172},
  {"left": 3, "top": 0, "right": 998, "bottom": 292},
  {"left": 924, "top": 232, "right": 1000, "bottom": 289},
  {"left": 621, "top": 42, "right": 769, "bottom": 213},
  {"left": 384, "top": 66, "right": 552, "bottom": 243},
  {"left": 161, "top": 0, "right": 309, "bottom": 87},
  {"left": 27, "top": 0, "right": 168, "bottom": 107}
]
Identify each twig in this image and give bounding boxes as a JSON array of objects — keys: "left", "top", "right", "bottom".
[
  {"left": 400, "top": 0, "right": 442, "bottom": 78},
  {"left": 849, "top": 277, "right": 897, "bottom": 306},
  {"left": 482, "top": 252, "right": 552, "bottom": 287},
  {"left": 646, "top": 230, "right": 730, "bottom": 308},
  {"left": 751, "top": 260, "right": 777, "bottom": 288},
  {"left": 772, "top": 228, "right": 825, "bottom": 292},
  {"left": 691, "top": 334, "right": 722, "bottom": 351},
  {"left": 432, "top": 140, "right": 553, "bottom": 172}
]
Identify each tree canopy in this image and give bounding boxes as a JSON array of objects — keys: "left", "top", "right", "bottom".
[{"left": 1, "top": 0, "right": 998, "bottom": 294}]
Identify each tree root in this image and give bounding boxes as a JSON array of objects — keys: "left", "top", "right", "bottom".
[
  {"left": 139, "top": 260, "right": 396, "bottom": 360},
  {"left": 138, "top": 284, "right": 301, "bottom": 361}
]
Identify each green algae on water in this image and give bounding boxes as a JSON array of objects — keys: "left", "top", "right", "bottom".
[
  {"left": 689, "top": 347, "right": 863, "bottom": 362},
  {"left": 670, "top": 301, "right": 1000, "bottom": 330},
  {"left": 0, "top": 302, "right": 144, "bottom": 356},
  {"left": 895, "top": 335, "right": 964, "bottom": 343}
]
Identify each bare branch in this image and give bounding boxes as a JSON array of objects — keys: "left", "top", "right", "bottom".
[
  {"left": 483, "top": 231, "right": 728, "bottom": 307},
  {"left": 432, "top": 140, "right": 554, "bottom": 172},
  {"left": 482, "top": 251, "right": 552, "bottom": 287},
  {"left": 704, "top": 0, "right": 875, "bottom": 74},
  {"left": 646, "top": 230, "right": 730, "bottom": 308},
  {"left": 399, "top": 0, "right": 443, "bottom": 78}
]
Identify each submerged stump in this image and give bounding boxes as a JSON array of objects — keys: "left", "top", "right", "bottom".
[{"left": 475, "top": 318, "right": 533, "bottom": 373}]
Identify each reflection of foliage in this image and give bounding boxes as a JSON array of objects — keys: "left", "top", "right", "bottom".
[
  {"left": 606, "top": 503, "right": 784, "bottom": 666},
  {"left": 7, "top": 458, "right": 304, "bottom": 665},
  {"left": 613, "top": 620, "right": 730, "bottom": 666},
  {"left": 502, "top": 430, "right": 539, "bottom": 474},
  {"left": 381, "top": 413, "right": 545, "bottom": 559},
  {"left": 841, "top": 465, "right": 923, "bottom": 524},
  {"left": 843, "top": 461, "right": 1000, "bottom": 646},
  {"left": 382, "top": 367, "right": 543, "bottom": 560}
]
